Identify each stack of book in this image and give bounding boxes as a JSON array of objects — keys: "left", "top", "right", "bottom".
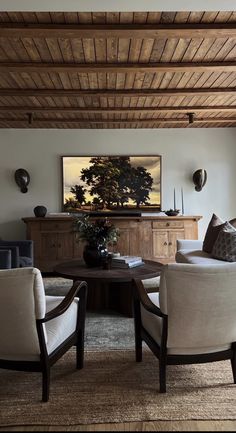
[{"left": 111, "top": 255, "right": 144, "bottom": 269}]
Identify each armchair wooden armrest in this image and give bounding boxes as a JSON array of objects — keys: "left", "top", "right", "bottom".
[
  {"left": 41, "top": 280, "right": 87, "bottom": 323},
  {"left": 133, "top": 278, "right": 165, "bottom": 318}
]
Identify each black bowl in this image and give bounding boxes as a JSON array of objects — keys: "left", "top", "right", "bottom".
[{"left": 165, "top": 210, "right": 180, "bottom": 217}]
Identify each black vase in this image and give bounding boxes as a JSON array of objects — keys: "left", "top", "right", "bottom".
[
  {"left": 34, "top": 205, "right": 47, "bottom": 218},
  {"left": 83, "top": 244, "right": 108, "bottom": 267}
]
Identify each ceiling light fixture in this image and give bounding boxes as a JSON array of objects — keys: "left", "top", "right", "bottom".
[
  {"left": 187, "top": 112, "right": 195, "bottom": 124},
  {"left": 27, "top": 112, "right": 33, "bottom": 125}
]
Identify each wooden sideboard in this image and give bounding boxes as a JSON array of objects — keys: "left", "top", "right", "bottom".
[{"left": 22, "top": 215, "right": 202, "bottom": 272}]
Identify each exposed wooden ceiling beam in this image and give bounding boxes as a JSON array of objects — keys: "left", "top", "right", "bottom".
[
  {"left": 0, "top": 23, "right": 236, "bottom": 39},
  {"left": 1, "top": 106, "right": 236, "bottom": 114},
  {"left": 0, "top": 117, "right": 235, "bottom": 125},
  {"left": 1, "top": 62, "right": 236, "bottom": 73},
  {"left": 0, "top": 88, "right": 235, "bottom": 98}
]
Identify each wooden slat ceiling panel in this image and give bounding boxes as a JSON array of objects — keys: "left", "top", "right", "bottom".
[
  {"left": 0, "top": 36, "right": 235, "bottom": 65},
  {"left": 0, "top": 11, "right": 235, "bottom": 128},
  {"left": 1, "top": 11, "right": 236, "bottom": 25}
]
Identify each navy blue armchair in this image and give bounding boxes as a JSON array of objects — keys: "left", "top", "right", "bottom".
[
  {"left": 0, "top": 240, "right": 34, "bottom": 269},
  {"left": 0, "top": 249, "right": 12, "bottom": 269}
]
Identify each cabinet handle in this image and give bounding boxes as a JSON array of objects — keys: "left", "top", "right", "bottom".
[
  {"left": 169, "top": 242, "right": 172, "bottom": 246},
  {"left": 51, "top": 243, "right": 56, "bottom": 248},
  {"left": 58, "top": 243, "right": 62, "bottom": 248},
  {"left": 164, "top": 242, "right": 167, "bottom": 245},
  {"left": 166, "top": 222, "right": 170, "bottom": 227}
]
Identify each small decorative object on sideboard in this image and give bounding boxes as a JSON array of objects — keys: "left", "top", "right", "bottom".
[
  {"left": 73, "top": 214, "right": 119, "bottom": 267},
  {"left": 34, "top": 205, "right": 47, "bottom": 218},
  {"left": 111, "top": 255, "right": 144, "bottom": 269},
  {"left": 164, "top": 209, "right": 180, "bottom": 217}
]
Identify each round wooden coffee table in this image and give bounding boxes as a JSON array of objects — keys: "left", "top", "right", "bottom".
[{"left": 54, "top": 259, "right": 163, "bottom": 317}]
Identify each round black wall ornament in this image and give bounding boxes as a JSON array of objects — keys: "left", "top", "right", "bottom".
[{"left": 14, "top": 168, "right": 30, "bottom": 193}]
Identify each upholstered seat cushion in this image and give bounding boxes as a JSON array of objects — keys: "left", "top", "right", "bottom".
[
  {"left": 45, "top": 296, "right": 79, "bottom": 355},
  {"left": 176, "top": 249, "right": 227, "bottom": 265},
  {"left": 0, "top": 294, "right": 79, "bottom": 362},
  {"left": 0, "top": 267, "right": 46, "bottom": 362},
  {"left": 141, "top": 291, "right": 231, "bottom": 355},
  {"left": 19, "top": 256, "right": 33, "bottom": 267},
  {"left": 141, "top": 292, "right": 163, "bottom": 347},
  {"left": 141, "top": 276, "right": 160, "bottom": 290}
]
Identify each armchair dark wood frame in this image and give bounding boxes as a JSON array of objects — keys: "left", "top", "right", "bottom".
[
  {"left": 133, "top": 277, "right": 236, "bottom": 393},
  {"left": 0, "top": 280, "right": 88, "bottom": 402}
]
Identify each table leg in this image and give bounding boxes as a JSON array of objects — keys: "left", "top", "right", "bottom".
[
  {"left": 109, "top": 281, "right": 133, "bottom": 317},
  {"left": 85, "top": 280, "right": 110, "bottom": 312},
  {"left": 73, "top": 278, "right": 133, "bottom": 317}
]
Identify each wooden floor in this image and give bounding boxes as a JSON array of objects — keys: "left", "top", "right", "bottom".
[{"left": 1, "top": 421, "right": 236, "bottom": 431}]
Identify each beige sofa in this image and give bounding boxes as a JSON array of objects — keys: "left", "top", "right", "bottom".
[{"left": 175, "top": 239, "right": 228, "bottom": 264}]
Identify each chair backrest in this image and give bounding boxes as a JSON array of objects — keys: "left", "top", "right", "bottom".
[
  {"left": 0, "top": 249, "right": 11, "bottom": 269},
  {"left": 0, "top": 267, "right": 46, "bottom": 360},
  {"left": 159, "top": 262, "right": 236, "bottom": 350}
]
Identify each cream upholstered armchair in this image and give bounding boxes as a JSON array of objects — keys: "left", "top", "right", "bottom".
[
  {"left": 0, "top": 267, "right": 87, "bottom": 402},
  {"left": 133, "top": 263, "right": 236, "bottom": 393}
]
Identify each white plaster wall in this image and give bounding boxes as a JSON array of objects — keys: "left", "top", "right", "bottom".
[
  {"left": 0, "top": 128, "right": 236, "bottom": 240},
  {"left": 1, "top": 0, "right": 235, "bottom": 12}
]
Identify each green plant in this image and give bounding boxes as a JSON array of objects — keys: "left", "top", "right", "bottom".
[{"left": 74, "top": 214, "right": 119, "bottom": 247}]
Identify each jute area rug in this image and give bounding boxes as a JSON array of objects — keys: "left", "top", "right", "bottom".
[
  {"left": 1, "top": 349, "right": 236, "bottom": 427},
  {"left": 1, "top": 277, "right": 236, "bottom": 427},
  {"left": 43, "top": 276, "right": 135, "bottom": 350}
]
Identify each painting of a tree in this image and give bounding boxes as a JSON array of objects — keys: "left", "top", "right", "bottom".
[
  {"left": 81, "top": 157, "right": 120, "bottom": 209},
  {"left": 62, "top": 155, "right": 161, "bottom": 212}
]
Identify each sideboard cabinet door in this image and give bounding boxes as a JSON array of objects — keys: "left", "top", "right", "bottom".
[{"left": 112, "top": 220, "right": 141, "bottom": 256}]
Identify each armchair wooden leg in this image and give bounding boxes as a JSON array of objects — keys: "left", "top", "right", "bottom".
[
  {"left": 231, "top": 350, "right": 236, "bottom": 384},
  {"left": 159, "top": 358, "right": 167, "bottom": 393},
  {"left": 133, "top": 296, "right": 142, "bottom": 362},
  {"left": 76, "top": 282, "right": 87, "bottom": 370},
  {"left": 42, "top": 366, "right": 50, "bottom": 402},
  {"left": 76, "top": 330, "right": 84, "bottom": 370},
  {"left": 135, "top": 334, "right": 142, "bottom": 362}
]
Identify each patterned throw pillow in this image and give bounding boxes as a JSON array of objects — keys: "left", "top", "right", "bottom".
[
  {"left": 211, "top": 222, "right": 236, "bottom": 262},
  {"left": 229, "top": 218, "right": 236, "bottom": 228},
  {"left": 202, "top": 213, "right": 225, "bottom": 253}
]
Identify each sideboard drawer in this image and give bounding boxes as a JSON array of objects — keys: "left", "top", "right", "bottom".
[
  {"left": 40, "top": 221, "right": 72, "bottom": 232},
  {"left": 152, "top": 221, "right": 184, "bottom": 229}
]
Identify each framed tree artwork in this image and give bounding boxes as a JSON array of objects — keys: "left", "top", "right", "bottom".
[{"left": 61, "top": 155, "right": 161, "bottom": 214}]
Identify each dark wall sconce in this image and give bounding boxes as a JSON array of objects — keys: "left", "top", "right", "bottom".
[
  {"left": 193, "top": 169, "right": 207, "bottom": 192},
  {"left": 14, "top": 168, "right": 30, "bottom": 193}
]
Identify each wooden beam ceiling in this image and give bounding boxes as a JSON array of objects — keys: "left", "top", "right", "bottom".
[
  {"left": 1, "top": 62, "right": 236, "bottom": 73},
  {"left": 0, "top": 11, "right": 235, "bottom": 129},
  {"left": 1, "top": 105, "right": 236, "bottom": 114},
  {"left": 0, "top": 117, "right": 235, "bottom": 126},
  {"left": 0, "top": 22, "right": 236, "bottom": 39},
  {"left": 0, "top": 88, "right": 234, "bottom": 98}
]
